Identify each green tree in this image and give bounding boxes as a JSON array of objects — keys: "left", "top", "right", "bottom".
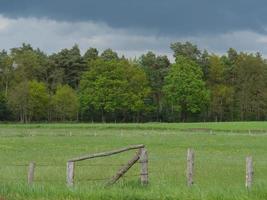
[
  {"left": 50, "top": 44, "right": 85, "bottom": 89},
  {"left": 11, "top": 44, "right": 42, "bottom": 83},
  {"left": 0, "top": 92, "right": 10, "bottom": 120},
  {"left": 83, "top": 48, "right": 99, "bottom": 62},
  {"left": 140, "top": 52, "right": 170, "bottom": 121},
  {"left": 164, "top": 56, "right": 209, "bottom": 121},
  {"left": 42, "top": 57, "right": 65, "bottom": 92},
  {"left": 170, "top": 41, "right": 201, "bottom": 61},
  {"left": 199, "top": 49, "right": 210, "bottom": 80},
  {"left": 8, "top": 80, "right": 49, "bottom": 122},
  {"left": 100, "top": 49, "right": 119, "bottom": 61},
  {"left": 79, "top": 59, "right": 150, "bottom": 122},
  {"left": 209, "top": 85, "right": 234, "bottom": 121},
  {"left": 10, "top": 44, "right": 54, "bottom": 92},
  {"left": 170, "top": 42, "right": 211, "bottom": 80},
  {"left": 52, "top": 85, "right": 79, "bottom": 121},
  {"left": 234, "top": 53, "right": 267, "bottom": 120},
  {"left": 206, "top": 55, "right": 234, "bottom": 121},
  {"left": 220, "top": 48, "right": 239, "bottom": 120},
  {"left": 0, "top": 50, "right": 13, "bottom": 96}
]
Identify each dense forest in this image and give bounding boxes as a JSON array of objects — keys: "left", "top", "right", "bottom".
[{"left": 0, "top": 42, "right": 266, "bottom": 123}]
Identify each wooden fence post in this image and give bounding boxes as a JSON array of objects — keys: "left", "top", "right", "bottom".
[
  {"left": 140, "top": 148, "right": 148, "bottom": 185},
  {"left": 67, "top": 161, "right": 75, "bottom": 187},
  {"left": 28, "top": 162, "right": 35, "bottom": 185},
  {"left": 186, "top": 148, "right": 194, "bottom": 186},
  {"left": 246, "top": 156, "right": 253, "bottom": 189},
  {"left": 106, "top": 150, "right": 141, "bottom": 186}
]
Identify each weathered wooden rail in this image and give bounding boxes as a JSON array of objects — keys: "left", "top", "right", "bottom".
[{"left": 68, "top": 144, "right": 145, "bottom": 162}]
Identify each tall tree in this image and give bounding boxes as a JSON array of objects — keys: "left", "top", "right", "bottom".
[
  {"left": 0, "top": 92, "right": 10, "bottom": 121},
  {"left": 0, "top": 50, "right": 13, "bottom": 96},
  {"left": 8, "top": 80, "right": 49, "bottom": 122},
  {"left": 79, "top": 59, "right": 150, "bottom": 122},
  {"left": 140, "top": 52, "right": 170, "bottom": 121},
  {"left": 42, "top": 56, "right": 65, "bottom": 92},
  {"left": 170, "top": 41, "right": 201, "bottom": 61},
  {"left": 234, "top": 53, "right": 267, "bottom": 120},
  {"left": 50, "top": 44, "right": 85, "bottom": 89},
  {"left": 11, "top": 44, "right": 42, "bottom": 83},
  {"left": 164, "top": 56, "right": 209, "bottom": 121},
  {"left": 207, "top": 55, "right": 233, "bottom": 121},
  {"left": 83, "top": 48, "right": 99, "bottom": 62},
  {"left": 220, "top": 48, "right": 239, "bottom": 120},
  {"left": 52, "top": 85, "right": 79, "bottom": 121},
  {"left": 199, "top": 49, "right": 210, "bottom": 80},
  {"left": 100, "top": 49, "right": 119, "bottom": 61}
]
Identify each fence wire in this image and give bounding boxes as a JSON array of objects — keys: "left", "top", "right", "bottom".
[{"left": 1, "top": 152, "right": 266, "bottom": 185}]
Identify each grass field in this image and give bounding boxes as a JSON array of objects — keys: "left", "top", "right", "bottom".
[{"left": 1, "top": 122, "right": 267, "bottom": 200}]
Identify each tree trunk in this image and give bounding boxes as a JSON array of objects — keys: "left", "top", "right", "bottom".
[
  {"left": 101, "top": 108, "right": 105, "bottom": 123},
  {"left": 5, "top": 81, "right": 8, "bottom": 97}
]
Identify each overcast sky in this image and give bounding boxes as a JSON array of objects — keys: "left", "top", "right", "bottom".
[{"left": 1, "top": 0, "right": 267, "bottom": 60}]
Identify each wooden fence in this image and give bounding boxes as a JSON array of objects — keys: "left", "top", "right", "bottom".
[{"left": 22, "top": 146, "right": 254, "bottom": 189}]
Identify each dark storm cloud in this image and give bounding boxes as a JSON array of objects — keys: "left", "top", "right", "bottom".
[{"left": 1, "top": 0, "right": 267, "bottom": 36}]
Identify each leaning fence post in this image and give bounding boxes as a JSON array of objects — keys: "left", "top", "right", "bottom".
[
  {"left": 28, "top": 162, "right": 35, "bottom": 185},
  {"left": 186, "top": 148, "right": 194, "bottom": 186},
  {"left": 106, "top": 150, "right": 141, "bottom": 186},
  {"left": 246, "top": 156, "right": 253, "bottom": 189},
  {"left": 140, "top": 148, "right": 148, "bottom": 185},
  {"left": 67, "top": 161, "right": 75, "bottom": 187}
]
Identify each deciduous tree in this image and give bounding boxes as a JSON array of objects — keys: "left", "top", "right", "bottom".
[
  {"left": 79, "top": 59, "right": 150, "bottom": 122},
  {"left": 52, "top": 85, "right": 79, "bottom": 121},
  {"left": 164, "top": 56, "right": 209, "bottom": 121},
  {"left": 140, "top": 52, "right": 170, "bottom": 121},
  {"left": 8, "top": 80, "right": 49, "bottom": 122}
]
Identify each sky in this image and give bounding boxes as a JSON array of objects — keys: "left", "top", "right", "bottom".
[{"left": 1, "top": 0, "right": 267, "bottom": 60}]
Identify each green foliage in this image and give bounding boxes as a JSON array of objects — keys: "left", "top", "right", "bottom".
[
  {"left": 79, "top": 59, "right": 150, "bottom": 122},
  {"left": 51, "top": 44, "right": 85, "bottom": 89},
  {"left": 52, "top": 85, "right": 79, "bottom": 121},
  {"left": 206, "top": 55, "right": 234, "bottom": 121},
  {"left": 171, "top": 41, "right": 201, "bottom": 61},
  {"left": 164, "top": 56, "right": 209, "bottom": 121},
  {"left": 100, "top": 48, "right": 119, "bottom": 61},
  {"left": 209, "top": 84, "right": 234, "bottom": 121},
  {"left": 140, "top": 52, "right": 170, "bottom": 121},
  {"left": 11, "top": 44, "right": 43, "bottom": 83},
  {"left": 234, "top": 53, "right": 267, "bottom": 120},
  {"left": 0, "top": 42, "right": 267, "bottom": 122},
  {"left": 0, "top": 50, "right": 13, "bottom": 96},
  {"left": 8, "top": 80, "right": 49, "bottom": 122},
  {"left": 0, "top": 92, "right": 10, "bottom": 120},
  {"left": 28, "top": 80, "right": 49, "bottom": 121},
  {"left": 83, "top": 47, "right": 99, "bottom": 62}
]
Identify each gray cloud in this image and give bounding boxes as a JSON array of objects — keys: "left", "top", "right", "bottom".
[
  {"left": 1, "top": 15, "right": 267, "bottom": 62},
  {"left": 0, "top": 15, "right": 174, "bottom": 58},
  {"left": 1, "top": 1, "right": 267, "bottom": 60},
  {"left": 1, "top": 0, "right": 267, "bottom": 36}
]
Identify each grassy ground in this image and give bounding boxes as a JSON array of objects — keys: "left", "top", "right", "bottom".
[
  {"left": 1, "top": 121, "right": 267, "bottom": 131},
  {"left": 1, "top": 122, "right": 267, "bottom": 199}
]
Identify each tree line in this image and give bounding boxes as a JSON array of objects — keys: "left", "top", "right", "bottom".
[{"left": 0, "top": 42, "right": 267, "bottom": 123}]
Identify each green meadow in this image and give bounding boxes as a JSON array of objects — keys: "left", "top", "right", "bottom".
[{"left": 1, "top": 122, "right": 267, "bottom": 200}]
